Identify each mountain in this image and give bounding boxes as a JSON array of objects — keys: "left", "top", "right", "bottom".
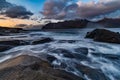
[
  {"left": 41, "top": 18, "right": 120, "bottom": 30},
  {"left": 96, "top": 18, "right": 120, "bottom": 28},
  {"left": 41, "top": 19, "right": 89, "bottom": 29}
]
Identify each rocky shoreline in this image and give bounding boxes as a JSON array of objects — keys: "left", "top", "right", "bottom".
[{"left": 0, "top": 26, "right": 119, "bottom": 80}]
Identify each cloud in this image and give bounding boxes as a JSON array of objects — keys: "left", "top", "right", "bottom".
[
  {"left": 0, "top": 0, "right": 13, "bottom": 12},
  {"left": 0, "top": 0, "right": 33, "bottom": 19},
  {"left": 41, "top": 0, "right": 120, "bottom": 19},
  {"left": 4, "top": 6, "right": 33, "bottom": 19}
]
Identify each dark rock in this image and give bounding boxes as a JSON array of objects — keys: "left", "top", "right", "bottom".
[
  {"left": 58, "top": 40, "right": 77, "bottom": 43},
  {"left": 0, "top": 45, "right": 13, "bottom": 52},
  {"left": 28, "top": 62, "right": 41, "bottom": 71},
  {"left": 72, "top": 53, "right": 89, "bottom": 61},
  {"left": 60, "top": 62, "right": 67, "bottom": 68},
  {"left": 91, "top": 53, "right": 120, "bottom": 60},
  {"left": 46, "top": 55, "right": 57, "bottom": 63},
  {"left": 42, "top": 19, "right": 89, "bottom": 29},
  {"left": 85, "top": 29, "right": 120, "bottom": 44},
  {"left": 49, "top": 48, "right": 89, "bottom": 60},
  {"left": 0, "top": 40, "right": 28, "bottom": 46},
  {"left": 0, "top": 27, "right": 25, "bottom": 35},
  {"left": 50, "top": 48, "right": 71, "bottom": 54},
  {"left": 32, "top": 37, "right": 53, "bottom": 45},
  {"left": 0, "top": 55, "right": 83, "bottom": 80},
  {"left": 49, "top": 48, "right": 75, "bottom": 58},
  {"left": 76, "top": 64, "right": 110, "bottom": 80},
  {"left": 74, "top": 47, "right": 89, "bottom": 55},
  {"left": 0, "top": 40, "right": 29, "bottom": 52}
]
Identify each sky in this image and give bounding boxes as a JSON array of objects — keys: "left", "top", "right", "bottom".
[
  {"left": 0, "top": 0, "right": 120, "bottom": 27},
  {"left": 7, "top": 0, "right": 44, "bottom": 13}
]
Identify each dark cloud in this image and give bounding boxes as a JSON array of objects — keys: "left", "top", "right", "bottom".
[
  {"left": 4, "top": 6, "right": 33, "bottom": 19},
  {"left": 0, "top": 0, "right": 13, "bottom": 11},
  {"left": 41, "top": 0, "right": 120, "bottom": 19},
  {"left": 0, "top": 0, "right": 33, "bottom": 19},
  {"left": 41, "top": 0, "right": 74, "bottom": 19}
]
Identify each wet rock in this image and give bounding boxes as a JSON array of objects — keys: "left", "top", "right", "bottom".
[
  {"left": 74, "top": 47, "right": 89, "bottom": 55},
  {"left": 32, "top": 37, "right": 53, "bottom": 45},
  {"left": 49, "top": 48, "right": 71, "bottom": 54},
  {"left": 72, "top": 54, "right": 89, "bottom": 61},
  {"left": 49, "top": 48, "right": 89, "bottom": 60},
  {"left": 76, "top": 64, "right": 110, "bottom": 80},
  {"left": 0, "top": 45, "right": 13, "bottom": 52},
  {"left": 46, "top": 55, "right": 57, "bottom": 63},
  {"left": 58, "top": 40, "right": 77, "bottom": 43},
  {"left": 85, "top": 29, "right": 120, "bottom": 44},
  {"left": 91, "top": 53, "right": 120, "bottom": 60},
  {"left": 0, "top": 40, "right": 29, "bottom": 52},
  {"left": 0, "top": 55, "right": 83, "bottom": 80},
  {"left": 0, "top": 40, "right": 28, "bottom": 46},
  {"left": 49, "top": 48, "right": 75, "bottom": 58}
]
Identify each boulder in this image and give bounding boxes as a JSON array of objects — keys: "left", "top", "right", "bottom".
[
  {"left": 85, "top": 29, "right": 120, "bottom": 44},
  {"left": 0, "top": 55, "right": 83, "bottom": 80}
]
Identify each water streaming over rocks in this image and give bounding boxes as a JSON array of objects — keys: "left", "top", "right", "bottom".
[{"left": 0, "top": 28, "right": 120, "bottom": 80}]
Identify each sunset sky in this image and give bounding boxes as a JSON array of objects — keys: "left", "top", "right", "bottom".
[{"left": 0, "top": 0, "right": 120, "bottom": 27}]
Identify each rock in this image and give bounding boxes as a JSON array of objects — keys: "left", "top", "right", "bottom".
[
  {"left": 0, "top": 55, "right": 83, "bottom": 80},
  {"left": 85, "top": 29, "right": 120, "bottom": 44},
  {"left": 49, "top": 48, "right": 75, "bottom": 58},
  {"left": 32, "top": 37, "right": 53, "bottom": 45},
  {"left": 0, "top": 45, "right": 13, "bottom": 52},
  {"left": 42, "top": 19, "right": 89, "bottom": 29},
  {"left": 0, "top": 38, "right": 52, "bottom": 52},
  {"left": 76, "top": 64, "right": 110, "bottom": 80},
  {"left": 49, "top": 48, "right": 89, "bottom": 60},
  {"left": 0, "top": 40, "right": 28, "bottom": 46},
  {"left": 91, "top": 53, "right": 120, "bottom": 60},
  {"left": 0, "top": 27, "right": 25, "bottom": 35},
  {"left": 0, "top": 40, "right": 29, "bottom": 52},
  {"left": 46, "top": 55, "right": 57, "bottom": 63},
  {"left": 74, "top": 47, "right": 89, "bottom": 55},
  {"left": 58, "top": 40, "right": 77, "bottom": 43}
]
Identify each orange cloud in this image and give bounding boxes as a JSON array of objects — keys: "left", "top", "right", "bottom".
[{"left": 0, "top": 15, "right": 40, "bottom": 28}]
